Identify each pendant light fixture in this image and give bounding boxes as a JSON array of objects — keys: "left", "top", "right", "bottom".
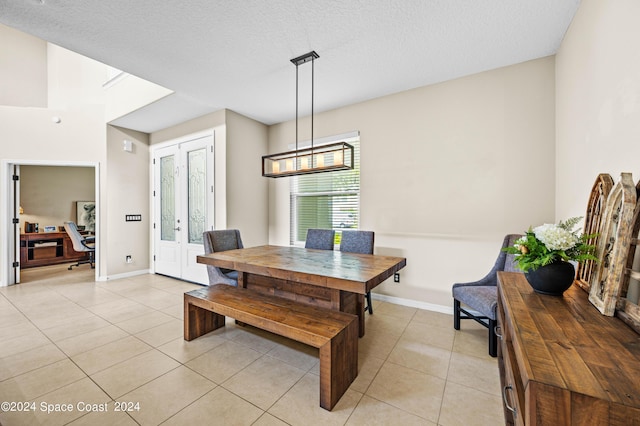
[{"left": 262, "top": 51, "right": 354, "bottom": 178}]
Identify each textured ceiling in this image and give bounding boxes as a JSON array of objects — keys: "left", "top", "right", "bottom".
[{"left": 0, "top": 0, "right": 580, "bottom": 133}]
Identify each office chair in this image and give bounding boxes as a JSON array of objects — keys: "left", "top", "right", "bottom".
[
  {"left": 340, "top": 230, "right": 375, "bottom": 314},
  {"left": 202, "top": 229, "right": 244, "bottom": 286},
  {"left": 64, "top": 221, "right": 95, "bottom": 270}
]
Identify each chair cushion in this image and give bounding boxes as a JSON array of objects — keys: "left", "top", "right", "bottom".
[
  {"left": 452, "top": 285, "right": 497, "bottom": 320},
  {"left": 224, "top": 270, "right": 238, "bottom": 280}
]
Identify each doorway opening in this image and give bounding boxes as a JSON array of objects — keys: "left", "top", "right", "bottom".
[{"left": 3, "top": 161, "right": 99, "bottom": 286}]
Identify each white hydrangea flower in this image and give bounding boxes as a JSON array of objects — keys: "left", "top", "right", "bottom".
[{"left": 533, "top": 224, "right": 578, "bottom": 251}]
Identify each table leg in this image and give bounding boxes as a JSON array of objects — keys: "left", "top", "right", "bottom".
[
  {"left": 238, "top": 272, "right": 248, "bottom": 288},
  {"left": 356, "top": 293, "right": 365, "bottom": 338}
]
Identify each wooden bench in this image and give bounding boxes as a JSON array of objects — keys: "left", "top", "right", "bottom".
[{"left": 184, "top": 284, "right": 358, "bottom": 411}]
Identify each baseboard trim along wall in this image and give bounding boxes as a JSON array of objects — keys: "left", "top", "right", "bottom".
[
  {"left": 371, "top": 292, "right": 452, "bottom": 315},
  {"left": 101, "top": 269, "right": 151, "bottom": 281}
]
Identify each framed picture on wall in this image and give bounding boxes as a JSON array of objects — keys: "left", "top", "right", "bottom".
[{"left": 76, "top": 201, "right": 96, "bottom": 232}]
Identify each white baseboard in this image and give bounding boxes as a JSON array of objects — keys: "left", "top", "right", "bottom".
[
  {"left": 371, "top": 292, "right": 453, "bottom": 315},
  {"left": 96, "top": 271, "right": 455, "bottom": 316},
  {"left": 100, "top": 269, "right": 151, "bottom": 281}
]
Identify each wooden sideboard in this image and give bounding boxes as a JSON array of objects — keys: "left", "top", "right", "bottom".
[
  {"left": 20, "top": 232, "right": 89, "bottom": 268},
  {"left": 497, "top": 271, "right": 640, "bottom": 425}
]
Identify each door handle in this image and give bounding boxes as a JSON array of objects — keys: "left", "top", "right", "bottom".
[{"left": 174, "top": 227, "right": 181, "bottom": 231}]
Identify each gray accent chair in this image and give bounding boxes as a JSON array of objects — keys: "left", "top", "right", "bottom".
[
  {"left": 340, "top": 230, "right": 375, "bottom": 314},
  {"left": 202, "top": 229, "right": 244, "bottom": 286},
  {"left": 64, "top": 221, "right": 95, "bottom": 270},
  {"left": 452, "top": 234, "right": 522, "bottom": 357},
  {"left": 305, "top": 229, "right": 335, "bottom": 251}
]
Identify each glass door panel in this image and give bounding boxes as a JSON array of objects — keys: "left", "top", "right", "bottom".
[
  {"left": 160, "top": 155, "right": 176, "bottom": 242},
  {"left": 187, "top": 148, "right": 206, "bottom": 244}
]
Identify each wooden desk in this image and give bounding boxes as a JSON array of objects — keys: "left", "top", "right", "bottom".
[
  {"left": 497, "top": 272, "right": 640, "bottom": 425},
  {"left": 20, "top": 232, "right": 89, "bottom": 268},
  {"left": 197, "top": 245, "right": 407, "bottom": 337}
]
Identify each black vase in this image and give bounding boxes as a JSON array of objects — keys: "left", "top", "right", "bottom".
[{"left": 524, "top": 261, "right": 575, "bottom": 296}]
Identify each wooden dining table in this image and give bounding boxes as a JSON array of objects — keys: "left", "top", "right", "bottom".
[{"left": 196, "top": 245, "right": 407, "bottom": 337}]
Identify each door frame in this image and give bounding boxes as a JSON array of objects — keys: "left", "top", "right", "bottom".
[
  {"left": 1, "top": 159, "right": 100, "bottom": 286},
  {"left": 150, "top": 129, "right": 215, "bottom": 282}
]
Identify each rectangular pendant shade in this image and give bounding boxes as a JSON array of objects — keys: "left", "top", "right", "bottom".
[{"left": 262, "top": 142, "right": 354, "bottom": 178}]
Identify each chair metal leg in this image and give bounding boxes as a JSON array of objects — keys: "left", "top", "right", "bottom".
[
  {"left": 488, "top": 318, "right": 497, "bottom": 357},
  {"left": 68, "top": 251, "right": 95, "bottom": 270},
  {"left": 453, "top": 299, "right": 461, "bottom": 330},
  {"left": 365, "top": 291, "right": 373, "bottom": 315}
]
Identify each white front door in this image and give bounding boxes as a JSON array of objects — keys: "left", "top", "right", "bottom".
[{"left": 153, "top": 134, "right": 214, "bottom": 284}]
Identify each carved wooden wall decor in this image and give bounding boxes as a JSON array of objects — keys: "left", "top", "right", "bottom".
[
  {"left": 576, "top": 173, "right": 614, "bottom": 291},
  {"left": 616, "top": 179, "right": 640, "bottom": 333},
  {"left": 588, "top": 173, "right": 637, "bottom": 316}
]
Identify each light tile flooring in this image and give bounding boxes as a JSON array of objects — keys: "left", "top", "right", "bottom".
[{"left": 0, "top": 264, "right": 504, "bottom": 425}]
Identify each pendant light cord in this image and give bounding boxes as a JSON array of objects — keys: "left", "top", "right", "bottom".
[
  {"left": 311, "top": 56, "right": 314, "bottom": 152},
  {"left": 295, "top": 61, "right": 299, "bottom": 153}
]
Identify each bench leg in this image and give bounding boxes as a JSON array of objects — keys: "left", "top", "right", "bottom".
[
  {"left": 318, "top": 318, "right": 358, "bottom": 411},
  {"left": 184, "top": 299, "right": 225, "bottom": 341}
]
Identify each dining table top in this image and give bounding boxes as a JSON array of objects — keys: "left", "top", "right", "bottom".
[{"left": 196, "top": 244, "right": 407, "bottom": 294}]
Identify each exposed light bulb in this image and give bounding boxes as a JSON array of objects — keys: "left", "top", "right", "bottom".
[
  {"left": 334, "top": 150, "right": 343, "bottom": 166},
  {"left": 300, "top": 156, "right": 310, "bottom": 169}
]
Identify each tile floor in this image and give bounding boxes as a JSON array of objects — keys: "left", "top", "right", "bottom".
[{"left": 0, "top": 264, "right": 504, "bottom": 425}]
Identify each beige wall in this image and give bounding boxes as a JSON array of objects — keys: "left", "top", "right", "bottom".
[
  {"left": 268, "top": 57, "right": 556, "bottom": 307},
  {"left": 225, "top": 110, "right": 269, "bottom": 247},
  {"left": 105, "top": 74, "right": 173, "bottom": 123},
  {"left": 556, "top": 0, "right": 640, "bottom": 219},
  {"left": 150, "top": 110, "right": 226, "bottom": 145},
  {"left": 47, "top": 44, "right": 107, "bottom": 110},
  {"left": 0, "top": 24, "right": 47, "bottom": 107},
  {"left": 0, "top": 37, "right": 109, "bottom": 283},
  {"left": 105, "top": 125, "right": 150, "bottom": 275},
  {"left": 20, "top": 166, "right": 95, "bottom": 232}
]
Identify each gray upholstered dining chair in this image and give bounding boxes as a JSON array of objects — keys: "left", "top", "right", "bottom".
[
  {"left": 202, "top": 229, "right": 244, "bottom": 286},
  {"left": 64, "top": 221, "right": 95, "bottom": 270},
  {"left": 340, "top": 230, "right": 376, "bottom": 314},
  {"left": 305, "top": 228, "right": 335, "bottom": 250},
  {"left": 452, "top": 234, "right": 522, "bottom": 357}
]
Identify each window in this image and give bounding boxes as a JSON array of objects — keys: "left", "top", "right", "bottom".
[{"left": 290, "top": 133, "right": 360, "bottom": 245}]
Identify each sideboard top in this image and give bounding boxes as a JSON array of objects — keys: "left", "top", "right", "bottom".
[{"left": 498, "top": 271, "right": 640, "bottom": 407}]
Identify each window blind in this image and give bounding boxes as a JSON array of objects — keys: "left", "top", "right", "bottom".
[{"left": 290, "top": 133, "right": 360, "bottom": 245}]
